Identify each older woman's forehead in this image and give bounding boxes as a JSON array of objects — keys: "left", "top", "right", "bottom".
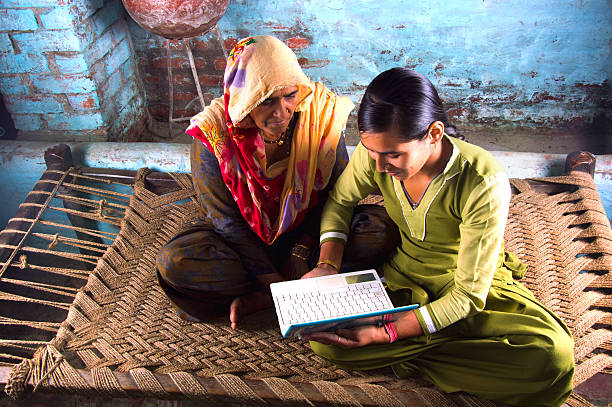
[{"left": 268, "top": 86, "right": 299, "bottom": 98}]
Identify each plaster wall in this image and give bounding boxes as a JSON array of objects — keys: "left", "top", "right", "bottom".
[
  {"left": 1, "top": 141, "right": 611, "bottom": 230},
  {"left": 129, "top": 0, "right": 611, "bottom": 145},
  {"left": 0, "top": 0, "right": 148, "bottom": 141},
  {"left": 0, "top": 0, "right": 610, "bottom": 145}
]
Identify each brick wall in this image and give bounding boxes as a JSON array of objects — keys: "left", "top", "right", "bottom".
[
  {"left": 0, "top": 0, "right": 148, "bottom": 141},
  {"left": 128, "top": 19, "right": 226, "bottom": 123},
  {"left": 1, "top": 0, "right": 609, "bottom": 144},
  {"left": 128, "top": 19, "right": 320, "bottom": 128}
]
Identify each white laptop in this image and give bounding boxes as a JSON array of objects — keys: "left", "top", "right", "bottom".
[{"left": 270, "top": 269, "right": 418, "bottom": 338}]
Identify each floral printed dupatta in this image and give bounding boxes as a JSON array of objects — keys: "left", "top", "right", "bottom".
[{"left": 186, "top": 36, "right": 354, "bottom": 244}]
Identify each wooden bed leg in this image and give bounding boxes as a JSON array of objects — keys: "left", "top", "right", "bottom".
[
  {"left": 565, "top": 151, "right": 596, "bottom": 177},
  {"left": 43, "top": 144, "right": 73, "bottom": 171}
]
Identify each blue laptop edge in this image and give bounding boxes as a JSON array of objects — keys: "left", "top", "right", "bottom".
[{"left": 283, "top": 304, "right": 419, "bottom": 339}]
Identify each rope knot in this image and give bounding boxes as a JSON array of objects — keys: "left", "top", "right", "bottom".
[
  {"left": 98, "top": 199, "right": 108, "bottom": 218},
  {"left": 135, "top": 168, "right": 151, "bottom": 192},
  {"left": 48, "top": 234, "right": 60, "bottom": 249},
  {"left": 18, "top": 254, "right": 27, "bottom": 269}
]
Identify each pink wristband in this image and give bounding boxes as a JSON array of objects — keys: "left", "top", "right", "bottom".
[{"left": 383, "top": 314, "right": 398, "bottom": 343}]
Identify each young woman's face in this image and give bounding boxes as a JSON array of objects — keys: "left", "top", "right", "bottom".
[
  {"left": 360, "top": 129, "right": 435, "bottom": 181},
  {"left": 249, "top": 86, "right": 300, "bottom": 139}
]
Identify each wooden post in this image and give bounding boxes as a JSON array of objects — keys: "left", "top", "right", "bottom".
[{"left": 565, "top": 151, "right": 596, "bottom": 178}]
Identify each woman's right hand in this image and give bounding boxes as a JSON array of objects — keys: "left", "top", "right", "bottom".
[
  {"left": 303, "top": 240, "right": 344, "bottom": 279},
  {"left": 301, "top": 264, "right": 338, "bottom": 279}
]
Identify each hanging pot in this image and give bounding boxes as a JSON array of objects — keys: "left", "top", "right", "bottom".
[{"left": 121, "top": 0, "right": 230, "bottom": 39}]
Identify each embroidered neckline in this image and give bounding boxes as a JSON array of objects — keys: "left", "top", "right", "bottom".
[{"left": 400, "top": 167, "right": 445, "bottom": 210}]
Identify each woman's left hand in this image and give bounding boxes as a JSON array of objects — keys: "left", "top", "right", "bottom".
[
  {"left": 302, "top": 325, "right": 390, "bottom": 349},
  {"left": 281, "top": 253, "right": 310, "bottom": 281}
]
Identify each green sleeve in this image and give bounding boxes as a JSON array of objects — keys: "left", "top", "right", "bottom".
[
  {"left": 421, "top": 171, "right": 511, "bottom": 333},
  {"left": 320, "top": 143, "right": 379, "bottom": 244}
]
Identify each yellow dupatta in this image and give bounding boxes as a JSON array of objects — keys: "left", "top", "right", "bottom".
[{"left": 186, "top": 36, "right": 354, "bottom": 243}]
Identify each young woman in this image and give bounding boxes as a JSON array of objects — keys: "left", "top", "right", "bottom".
[{"left": 302, "top": 68, "right": 574, "bottom": 407}]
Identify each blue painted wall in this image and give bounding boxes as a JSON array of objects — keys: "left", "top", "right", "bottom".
[
  {"left": 222, "top": 0, "right": 611, "bottom": 127},
  {"left": 0, "top": 0, "right": 148, "bottom": 141},
  {"left": 129, "top": 0, "right": 611, "bottom": 146},
  {"left": 1, "top": 0, "right": 610, "bottom": 144}
]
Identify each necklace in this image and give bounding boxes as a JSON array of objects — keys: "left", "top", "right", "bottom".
[
  {"left": 263, "top": 130, "right": 289, "bottom": 145},
  {"left": 262, "top": 114, "right": 298, "bottom": 146}
]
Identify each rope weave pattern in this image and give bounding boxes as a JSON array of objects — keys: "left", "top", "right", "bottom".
[
  {"left": 504, "top": 172, "right": 612, "bottom": 387},
  {"left": 2, "top": 168, "right": 610, "bottom": 406},
  {"left": 0, "top": 168, "right": 128, "bottom": 367}
]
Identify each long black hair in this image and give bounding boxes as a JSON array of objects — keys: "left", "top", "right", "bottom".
[{"left": 357, "top": 67, "right": 462, "bottom": 141}]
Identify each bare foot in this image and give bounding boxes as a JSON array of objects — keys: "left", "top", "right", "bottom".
[{"left": 229, "top": 290, "right": 274, "bottom": 329}]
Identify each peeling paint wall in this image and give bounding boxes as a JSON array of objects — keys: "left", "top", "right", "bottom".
[
  {"left": 1, "top": 0, "right": 609, "bottom": 143},
  {"left": 129, "top": 0, "right": 611, "bottom": 145},
  {"left": 0, "top": 0, "right": 149, "bottom": 141}
]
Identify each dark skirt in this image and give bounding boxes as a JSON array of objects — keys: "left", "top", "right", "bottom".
[{"left": 156, "top": 204, "right": 400, "bottom": 320}]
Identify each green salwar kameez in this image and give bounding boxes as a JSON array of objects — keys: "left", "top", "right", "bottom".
[{"left": 314, "top": 136, "right": 575, "bottom": 407}]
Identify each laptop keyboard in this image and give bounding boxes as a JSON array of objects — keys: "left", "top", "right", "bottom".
[{"left": 276, "top": 281, "right": 391, "bottom": 325}]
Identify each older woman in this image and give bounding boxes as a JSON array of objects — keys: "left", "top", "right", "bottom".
[{"left": 156, "top": 36, "right": 398, "bottom": 328}]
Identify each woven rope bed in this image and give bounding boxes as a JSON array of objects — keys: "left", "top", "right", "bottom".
[{"left": 1, "top": 147, "right": 611, "bottom": 406}]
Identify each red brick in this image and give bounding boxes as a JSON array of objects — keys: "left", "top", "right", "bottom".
[
  {"left": 297, "top": 57, "right": 329, "bottom": 69},
  {"left": 144, "top": 73, "right": 161, "bottom": 83},
  {"left": 575, "top": 82, "right": 603, "bottom": 88},
  {"left": 153, "top": 56, "right": 190, "bottom": 69},
  {"left": 214, "top": 57, "right": 226, "bottom": 71},
  {"left": 81, "top": 97, "right": 96, "bottom": 109},
  {"left": 163, "top": 39, "right": 182, "bottom": 50},
  {"left": 446, "top": 107, "right": 469, "bottom": 120},
  {"left": 263, "top": 22, "right": 290, "bottom": 30},
  {"left": 173, "top": 74, "right": 191, "bottom": 86},
  {"left": 286, "top": 37, "right": 309, "bottom": 50},
  {"left": 152, "top": 57, "right": 168, "bottom": 68},
  {"left": 198, "top": 74, "right": 222, "bottom": 86},
  {"left": 529, "top": 91, "right": 563, "bottom": 104},
  {"left": 224, "top": 38, "right": 237, "bottom": 50},
  {"left": 191, "top": 39, "right": 211, "bottom": 49},
  {"left": 193, "top": 57, "right": 206, "bottom": 69},
  {"left": 170, "top": 91, "right": 198, "bottom": 101},
  {"left": 177, "top": 57, "right": 191, "bottom": 68}
]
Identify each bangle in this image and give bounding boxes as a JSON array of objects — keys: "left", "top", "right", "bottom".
[
  {"left": 290, "top": 244, "right": 311, "bottom": 261},
  {"left": 316, "top": 259, "right": 339, "bottom": 271},
  {"left": 383, "top": 314, "right": 398, "bottom": 343},
  {"left": 291, "top": 252, "right": 307, "bottom": 261}
]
